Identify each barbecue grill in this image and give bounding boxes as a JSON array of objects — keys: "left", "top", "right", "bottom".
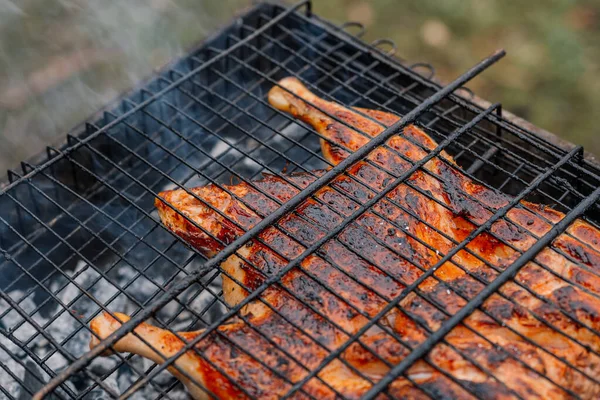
[{"left": 2, "top": 1, "right": 600, "bottom": 399}]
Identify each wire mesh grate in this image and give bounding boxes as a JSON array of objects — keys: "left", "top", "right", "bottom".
[{"left": 2, "top": 1, "right": 600, "bottom": 399}]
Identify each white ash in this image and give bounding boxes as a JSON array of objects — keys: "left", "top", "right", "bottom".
[{"left": 0, "top": 256, "right": 226, "bottom": 399}]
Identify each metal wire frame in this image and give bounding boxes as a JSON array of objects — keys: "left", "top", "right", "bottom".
[
  {"left": 0, "top": 1, "right": 596, "bottom": 398},
  {"left": 0, "top": 73, "right": 568, "bottom": 400}
]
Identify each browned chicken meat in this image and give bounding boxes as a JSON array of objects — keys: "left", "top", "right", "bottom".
[{"left": 90, "top": 77, "right": 600, "bottom": 399}]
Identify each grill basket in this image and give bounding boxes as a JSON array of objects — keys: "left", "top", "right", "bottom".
[{"left": 2, "top": 2, "right": 600, "bottom": 399}]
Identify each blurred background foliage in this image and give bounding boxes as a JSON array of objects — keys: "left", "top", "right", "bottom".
[
  {"left": 314, "top": 0, "right": 600, "bottom": 155},
  {"left": 0, "top": 0, "right": 598, "bottom": 173}
]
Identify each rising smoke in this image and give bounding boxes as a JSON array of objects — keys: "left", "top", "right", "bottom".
[{"left": 0, "top": 0, "right": 254, "bottom": 174}]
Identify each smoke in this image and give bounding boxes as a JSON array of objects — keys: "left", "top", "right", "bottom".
[{"left": 0, "top": 0, "right": 254, "bottom": 174}]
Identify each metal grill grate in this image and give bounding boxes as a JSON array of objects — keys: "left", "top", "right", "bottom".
[{"left": 2, "top": 1, "right": 600, "bottom": 399}]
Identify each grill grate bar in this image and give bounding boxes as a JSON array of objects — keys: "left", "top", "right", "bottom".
[
  {"left": 372, "top": 187, "right": 600, "bottom": 361},
  {"left": 372, "top": 187, "right": 600, "bottom": 364},
  {"left": 151, "top": 83, "right": 577, "bottom": 395},
  {"left": 317, "top": 218, "right": 598, "bottom": 394},
  {"left": 331, "top": 198, "right": 600, "bottom": 389},
  {"left": 0, "top": 335, "right": 74, "bottom": 399},
  {"left": 343, "top": 186, "right": 600, "bottom": 361},
  {"left": 363, "top": 158, "right": 600, "bottom": 399},
  {"left": 285, "top": 101, "right": 578, "bottom": 397},
  {"left": 32, "top": 48, "right": 505, "bottom": 399}
]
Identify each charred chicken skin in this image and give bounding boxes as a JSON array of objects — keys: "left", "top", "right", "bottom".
[{"left": 90, "top": 77, "right": 600, "bottom": 399}]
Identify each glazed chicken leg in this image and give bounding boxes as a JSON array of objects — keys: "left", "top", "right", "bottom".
[{"left": 91, "top": 77, "right": 600, "bottom": 399}]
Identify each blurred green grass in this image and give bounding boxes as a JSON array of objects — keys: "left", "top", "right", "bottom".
[{"left": 314, "top": 0, "right": 600, "bottom": 157}]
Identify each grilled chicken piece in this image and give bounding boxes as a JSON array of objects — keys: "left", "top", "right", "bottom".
[
  {"left": 267, "top": 77, "right": 456, "bottom": 167},
  {"left": 94, "top": 78, "right": 600, "bottom": 399}
]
